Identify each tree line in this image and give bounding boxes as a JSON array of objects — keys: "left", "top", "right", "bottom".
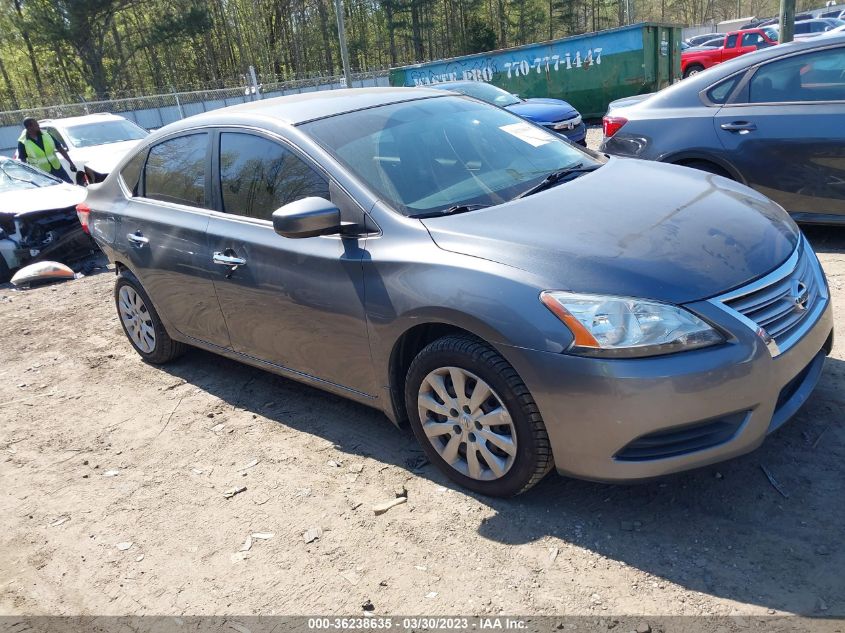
[{"left": 0, "top": 0, "right": 820, "bottom": 111}]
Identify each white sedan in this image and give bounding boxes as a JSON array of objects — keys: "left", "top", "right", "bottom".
[{"left": 37, "top": 113, "right": 149, "bottom": 185}]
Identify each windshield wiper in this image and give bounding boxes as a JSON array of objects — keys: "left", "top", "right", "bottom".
[
  {"left": 515, "top": 163, "right": 601, "bottom": 199},
  {"left": 409, "top": 203, "right": 491, "bottom": 219},
  {"left": 0, "top": 165, "right": 42, "bottom": 188}
]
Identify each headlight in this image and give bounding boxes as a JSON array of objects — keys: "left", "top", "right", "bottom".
[
  {"left": 540, "top": 291, "right": 724, "bottom": 358},
  {"left": 553, "top": 115, "right": 582, "bottom": 131}
]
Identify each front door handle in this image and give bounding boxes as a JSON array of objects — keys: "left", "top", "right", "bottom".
[
  {"left": 127, "top": 232, "right": 149, "bottom": 248},
  {"left": 212, "top": 252, "right": 247, "bottom": 267},
  {"left": 720, "top": 121, "right": 757, "bottom": 132}
]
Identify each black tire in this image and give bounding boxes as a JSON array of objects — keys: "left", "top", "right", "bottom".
[
  {"left": 114, "top": 269, "right": 186, "bottom": 364},
  {"left": 680, "top": 160, "right": 733, "bottom": 179},
  {"left": 683, "top": 64, "right": 704, "bottom": 78},
  {"left": 0, "top": 256, "right": 10, "bottom": 284},
  {"left": 404, "top": 335, "right": 553, "bottom": 497}
]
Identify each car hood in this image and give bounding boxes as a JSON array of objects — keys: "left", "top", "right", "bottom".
[
  {"left": 507, "top": 99, "right": 579, "bottom": 123},
  {"left": 420, "top": 158, "right": 799, "bottom": 304},
  {"left": 0, "top": 182, "right": 86, "bottom": 216},
  {"left": 69, "top": 140, "right": 143, "bottom": 168}
]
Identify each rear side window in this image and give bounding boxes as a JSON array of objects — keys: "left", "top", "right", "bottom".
[
  {"left": 219, "top": 132, "right": 329, "bottom": 221},
  {"left": 143, "top": 133, "right": 208, "bottom": 207},
  {"left": 749, "top": 48, "right": 845, "bottom": 103},
  {"left": 726, "top": 34, "right": 738, "bottom": 47},
  {"left": 120, "top": 149, "right": 147, "bottom": 196}
]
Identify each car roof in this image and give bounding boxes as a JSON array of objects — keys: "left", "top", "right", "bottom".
[
  {"left": 39, "top": 113, "right": 129, "bottom": 127},
  {"left": 182, "top": 87, "right": 447, "bottom": 127},
  {"left": 639, "top": 33, "right": 845, "bottom": 107}
]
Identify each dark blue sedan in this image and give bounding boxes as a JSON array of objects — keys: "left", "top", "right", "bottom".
[{"left": 431, "top": 81, "right": 587, "bottom": 146}]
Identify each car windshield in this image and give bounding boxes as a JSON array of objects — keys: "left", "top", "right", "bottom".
[
  {"left": 63, "top": 119, "right": 148, "bottom": 148},
  {"left": 302, "top": 96, "right": 597, "bottom": 217},
  {"left": 0, "top": 160, "right": 60, "bottom": 191},
  {"left": 444, "top": 82, "right": 522, "bottom": 107},
  {"left": 764, "top": 27, "right": 779, "bottom": 40}
]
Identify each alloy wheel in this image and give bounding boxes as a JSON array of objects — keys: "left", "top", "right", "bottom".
[
  {"left": 417, "top": 366, "right": 517, "bottom": 481},
  {"left": 118, "top": 285, "right": 156, "bottom": 354}
]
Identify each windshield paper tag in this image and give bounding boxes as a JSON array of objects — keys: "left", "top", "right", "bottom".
[{"left": 499, "top": 122, "right": 554, "bottom": 147}]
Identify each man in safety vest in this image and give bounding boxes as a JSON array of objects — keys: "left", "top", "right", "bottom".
[{"left": 17, "top": 117, "right": 77, "bottom": 183}]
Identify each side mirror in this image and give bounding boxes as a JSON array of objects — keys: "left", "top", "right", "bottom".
[{"left": 272, "top": 197, "right": 341, "bottom": 239}]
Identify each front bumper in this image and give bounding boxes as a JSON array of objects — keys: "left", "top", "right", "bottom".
[{"left": 503, "top": 294, "right": 833, "bottom": 482}]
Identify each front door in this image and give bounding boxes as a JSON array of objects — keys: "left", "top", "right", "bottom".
[
  {"left": 205, "top": 130, "right": 376, "bottom": 396},
  {"left": 715, "top": 44, "right": 845, "bottom": 220}
]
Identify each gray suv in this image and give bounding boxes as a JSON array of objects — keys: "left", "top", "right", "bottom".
[{"left": 83, "top": 88, "right": 834, "bottom": 496}]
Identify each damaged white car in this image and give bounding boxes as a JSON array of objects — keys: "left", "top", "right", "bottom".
[{"left": 0, "top": 156, "right": 94, "bottom": 283}]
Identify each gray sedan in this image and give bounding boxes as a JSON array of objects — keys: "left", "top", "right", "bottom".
[
  {"left": 83, "top": 88, "right": 833, "bottom": 496},
  {"left": 601, "top": 34, "right": 845, "bottom": 225}
]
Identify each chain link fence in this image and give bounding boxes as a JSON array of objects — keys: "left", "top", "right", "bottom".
[{"left": 0, "top": 70, "right": 390, "bottom": 156}]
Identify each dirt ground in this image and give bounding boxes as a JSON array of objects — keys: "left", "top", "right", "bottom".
[{"left": 1, "top": 131, "right": 843, "bottom": 618}]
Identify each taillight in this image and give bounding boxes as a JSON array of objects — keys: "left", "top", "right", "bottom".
[
  {"left": 602, "top": 115, "right": 628, "bottom": 138},
  {"left": 76, "top": 203, "right": 91, "bottom": 234}
]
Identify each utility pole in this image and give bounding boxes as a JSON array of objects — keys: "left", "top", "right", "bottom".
[
  {"left": 333, "top": 0, "right": 354, "bottom": 88},
  {"left": 778, "top": 0, "right": 795, "bottom": 42}
]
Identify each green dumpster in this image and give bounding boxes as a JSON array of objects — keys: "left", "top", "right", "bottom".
[{"left": 389, "top": 23, "right": 682, "bottom": 118}]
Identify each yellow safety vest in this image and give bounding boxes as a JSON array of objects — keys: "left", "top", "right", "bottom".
[{"left": 18, "top": 131, "right": 62, "bottom": 172}]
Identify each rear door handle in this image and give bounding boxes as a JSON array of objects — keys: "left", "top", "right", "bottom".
[
  {"left": 127, "top": 232, "right": 149, "bottom": 247},
  {"left": 720, "top": 121, "right": 757, "bottom": 132},
  {"left": 212, "top": 252, "right": 247, "bottom": 267}
]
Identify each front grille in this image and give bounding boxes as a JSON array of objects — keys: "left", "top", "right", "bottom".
[
  {"left": 717, "top": 240, "right": 826, "bottom": 355},
  {"left": 614, "top": 412, "right": 747, "bottom": 461}
]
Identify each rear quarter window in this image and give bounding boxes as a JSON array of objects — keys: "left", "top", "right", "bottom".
[
  {"left": 706, "top": 75, "right": 741, "bottom": 104},
  {"left": 120, "top": 149, "right": 147, "bottom": 196}
]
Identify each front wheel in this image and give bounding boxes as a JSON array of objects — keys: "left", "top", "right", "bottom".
[
  {"left": 404, "top": 335, "right": 553, "bottom": 497},
  {"left": 114, "top": 270, "right": 186, "bottom": 364}
]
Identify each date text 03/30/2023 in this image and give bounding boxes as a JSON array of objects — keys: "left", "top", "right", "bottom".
[{"left": 307, "top": 617, "right": 529, "bottom": 630}]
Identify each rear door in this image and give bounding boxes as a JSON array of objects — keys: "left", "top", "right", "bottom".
[
  {"left": 714, "top": 43, "right": 845, "bottom": 220},
  {"left": 117, "top": 131, "right": 231, "bottom": 348},
  {"left": 205, "top": 129, "right": 376, "bottom": 396}
]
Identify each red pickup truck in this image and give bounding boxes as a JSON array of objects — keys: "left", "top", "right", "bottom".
[{"left": 681, "top": 27, "right": 779, "bottom": 77}]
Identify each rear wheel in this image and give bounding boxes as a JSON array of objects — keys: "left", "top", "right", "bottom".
[
  {"left": 683, "top": 64, "right": 705, "bottom": 78},
  {"left": 114, "top": 270, "right": 186, "bottom": 364},
  {"left": 404, "top": 335, "right": 553, "bottom": 497}
]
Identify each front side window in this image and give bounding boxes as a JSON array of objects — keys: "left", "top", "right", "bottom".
[
  {"left": 302, "top": 96, "right": 596, "bottom": 217},
  {"left": 143, "top": 133, "right": 208, "bottom": 207},
  {"left": 219, "top": 133, "right": 329, "bottom": 221},
  {"left": 748, "top": 47, "right": 845, "bottom": 103}
]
